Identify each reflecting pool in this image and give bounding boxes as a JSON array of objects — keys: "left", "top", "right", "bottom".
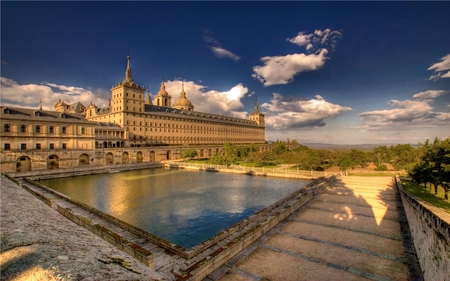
[{"left": 41, "top": 168, "right": 310, "bottom": 248}]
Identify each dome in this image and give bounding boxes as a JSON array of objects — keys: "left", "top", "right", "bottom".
[{"left": 173, "top": 83, "right": 194, "bottom": 111}]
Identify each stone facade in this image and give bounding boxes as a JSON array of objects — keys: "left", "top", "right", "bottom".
[
  {"left": 0, "top": 54, "right": 268, "bottom": 173},
  {"left": 85, "top": 54, "right": 265, "bottom": 146}
]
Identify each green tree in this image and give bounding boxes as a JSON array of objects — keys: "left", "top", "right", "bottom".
[
  {"left": 273, "top": 142, "right": 289, "bottom": 155},
  {"left": 409, "top": 137, "right": 450, "bottom": 200},
  {"left": 336, "top": 153, "right": 355, "bottom": 171},
  {"left": 182, "top": 148, "right": 198, "bottom": 159}
]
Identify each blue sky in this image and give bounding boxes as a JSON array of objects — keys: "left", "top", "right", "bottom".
[{"left": 1, "top": 1, "right": 449, "bottom": 144}]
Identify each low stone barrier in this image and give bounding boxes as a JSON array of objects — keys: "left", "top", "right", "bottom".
[
  {"left": 395, "top": 176, "right": 450, "bottom": 281},
  {"left": 19, "top": 179, "right": 154, "bottom": 269},
  {"left": 57, "top": 206, "right": 153, "bottom": 268},
  {"left": 10, "top": 162, "right": 163, "bottom": 180}
]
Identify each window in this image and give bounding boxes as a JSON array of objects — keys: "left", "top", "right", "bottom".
[
  {"left": 49, "top": 126, "right": 54, "bottom": 133},
  {"left": 49, "top": 143, "right": 55, "bottom": 149},
  {"left": 62, "top": 126, "right": 67, "bottom": 134},
  {"left": 21, "top": 124, "right": 26, "bottom": 133},
  {"left": 21, "top": 143, "right": 26, "bottom": 150},
  {"left": 81, "top": 127, "right": 85, "bottom": 134},
  {"left": 4, "top": 143, "right": 10, "bottom": 150},
  {"left": 35, "top": 125, "right": 41, "bottom": 133},
  {"left": 62, "top": 143, "right": 67, "bottom": 149},
  {"left": 4, "top": 124, "right": 10, "bottom": 132},
  {"left": 36, "top": 143, "right": 41, "bottom": 149}
]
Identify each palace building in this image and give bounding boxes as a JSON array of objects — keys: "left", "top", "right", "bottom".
[
  {"left": 84, "top": 54, "right": 265, "bottom": 147},
  {"left": 0, "top": 54, "right": 267, "bottom": 173}
]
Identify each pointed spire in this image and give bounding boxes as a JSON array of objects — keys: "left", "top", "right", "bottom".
[
  {"left": 180, "top": 82, "right": 186, "bottom": 98},
  {"left": 252, "top": 95, "right": 261, "bottom": 114},
  {"left": 124, "top": 51, "right": 132, "bottom": 81}
]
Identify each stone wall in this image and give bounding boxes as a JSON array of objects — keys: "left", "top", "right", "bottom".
[
  {"left": 18, "top": 179, "right": 154, "bottom": 268},
  {"left": 395, "top": 177, "right": 450, "bottom": 281}
]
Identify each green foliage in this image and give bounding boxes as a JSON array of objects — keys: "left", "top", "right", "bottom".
[
  {"left": 182, "top": 148, "right": 198, "bottom": 159},
  {"left": 389, "top": 144, "right": 419, "bottom": 170},
  {"left": 402, "top": 179, "right": 450, "bottom": 212},
  {"left": 374, "top": 165, "right": 388, "bottom": 171},
  {"left": 409, "top": 137, "right": 450, "bottom": 200},
  {"left": 335, "top": 153, "right": 355, "bottom": 171},
  {"left": 273, "top": 142, "right": 289, "bottom": 155}
]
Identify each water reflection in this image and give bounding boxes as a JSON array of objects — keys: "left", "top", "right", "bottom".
[{"left": 42, "top": 168, "right": 309, "bottom": 248}]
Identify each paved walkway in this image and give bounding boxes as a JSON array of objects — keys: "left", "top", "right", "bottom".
[
  {"left": 0, "top": 176, "right": 166, "bottom": 281},
  {"left": 207, "top": 176, "right": 416, "bottom": 281}
]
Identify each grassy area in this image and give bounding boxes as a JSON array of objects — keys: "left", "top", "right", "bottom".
[{"left": 401, "top": 180, "right": 450, "bottom": 213}]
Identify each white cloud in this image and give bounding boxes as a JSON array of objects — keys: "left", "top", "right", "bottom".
[
  {"left": 288, "top": 29, "right": 343, "bottom": 52},
  {"left": 252, "top": 48, "right": 328, "bottom": 86},
  {"left": 253, "top": 29, "right": 342, "bottom": 86},
  {"left": 162, "top": 80, "right": 249, "bottom": 118},
  {"left": 0, "top": 77, "right": 109, "bottom": 110},
  {"left": 261, "top": 93, "right": 352, "bottom": 130},
  {"left": 358, "top": 97, "right": 450, "bottom": 131},
  {"left": 412, "top": 90, "right": 449, "bottom": 100},
  {"left": 210, "top": 47, "right": 240, "bottom": 61},
  {"left": 427, "top": 54, "right": 450, "bottom": 81}
]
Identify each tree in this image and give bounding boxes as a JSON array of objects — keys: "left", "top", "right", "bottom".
[
  {"left": 182, "top": 149, "right": 198, "bottom": 159},
  {"left": 409, "top": 137, "right": 450, "bottom": 200},
  {"left": 336, "top": 153, "right": 355, "bottom": 171},
  {"left": 273, "top": 142, "right": 289, "bottom": 155}
]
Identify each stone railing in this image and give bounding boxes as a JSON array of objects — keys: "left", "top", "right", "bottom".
[
  {"left": 395, "top": 176, "right": 450, "bottom": 281},
  {"left": 165, "top": 162, "right": 331, "bottom": 179}
]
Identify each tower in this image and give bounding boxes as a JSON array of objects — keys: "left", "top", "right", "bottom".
[
  {"left": 153, "top": 78, "right": 172, "bottom": 107},
  {"left": 110, "top": 53, "right": 146, "bottom": 115},
  {"left": 249, "top": 97, "right": 265, "bottom": 127}
]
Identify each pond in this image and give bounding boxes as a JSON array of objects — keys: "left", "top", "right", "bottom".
[{"left": 41, "top": 168, "right": 310, "bottom": 248}]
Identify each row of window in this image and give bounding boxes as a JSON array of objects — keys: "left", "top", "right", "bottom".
[
  {"left": 3, "top": 124, "right": 86, "bottom": 134},
  {"left": 4, "top": 143, "right": 67, "bottom": 150}
]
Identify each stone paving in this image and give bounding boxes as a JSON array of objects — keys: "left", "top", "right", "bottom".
[
  {"left": 206, "top": 176, "right": 417, "bottom": 281},
  {"left": 0, "top": 175, "right": 166, "bottom": 281}
]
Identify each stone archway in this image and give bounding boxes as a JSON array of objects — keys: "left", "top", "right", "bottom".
[
  {"left": 16, "top": 156, "right": 31, "bottom": 172},
  {"left": 47, "top": 155, "right": 59, "bottom": 169},
  {"left": 137, "top": 151, "right": 143, "bottom": 163},
  {"left": 106, "top": 152, "right": 114, "bottom": 165},
  {"left": 79, "top": 154, "right": 89, "bottom": 166},
  {"left": 122, "top": 152, "right": 129, "bottom": 164},
  {"left": 150, "top": 151, "right": 155, "bottom": 162},
  {"left": 199, "top": 149, "right": 204, "bottom": 158},
  {"left": 166, "top": 150, "right": 172, "bottom": 160},
  {"left": 208, "top": 149, "right": 212, "bottom": 157}
]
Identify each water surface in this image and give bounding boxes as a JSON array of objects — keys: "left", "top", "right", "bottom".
[{"left": 42, "top": 168, "right": 309, "bottom": 248}]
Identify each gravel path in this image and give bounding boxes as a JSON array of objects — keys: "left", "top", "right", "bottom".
[{"left": 0, "top": 175, "right": 166, "bottom": 281}]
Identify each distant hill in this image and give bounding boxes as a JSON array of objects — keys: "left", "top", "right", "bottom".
[{"left": 299, "top": 142, "right": 419, "bottom": 150}]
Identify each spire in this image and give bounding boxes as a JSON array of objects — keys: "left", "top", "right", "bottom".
[
  {"left": 252, "top": 96, "right": 261, "bottom": 114},
  {"left": 123, "top": 51, "right": 134, "bottom": 84},
  {"left": 145, "top": 87, "right": 153, "bottom": 105},
  {"left": 39, "top": 99, "right": 43, "bottom": 110},
  {"left": 180, "top": 82, "right": 186, "bottom": 98}
]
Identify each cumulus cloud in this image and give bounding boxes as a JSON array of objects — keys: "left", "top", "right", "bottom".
[
  {"left": 252, "top": 29, "right": 342, "bottom": 86},
  {"left": 252, "top": 49, "right": 328, "bottom": 86},
  {"left": 210, "top": 46, "right": 240, "bottom": 61},
  {"left": 427, "top": 54, "right": 450, "bottom": 81},
  {"left": 261, "top": 93, "right": 352, "bottom": 130},
  {"left": 288, "top": 29, "right": 343, "bottom": 52},
  {"left": 163, "top": 80, "right": 249, "bottom": 118},
  {"left": 412, "top": 90, "right": 449, "bottom": 100},
  {"left": 358, "top": 90, "right": 450, "bottom": 131},
  {"left": 0, "top": 77, "right": 109, "bottom": 110}
]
